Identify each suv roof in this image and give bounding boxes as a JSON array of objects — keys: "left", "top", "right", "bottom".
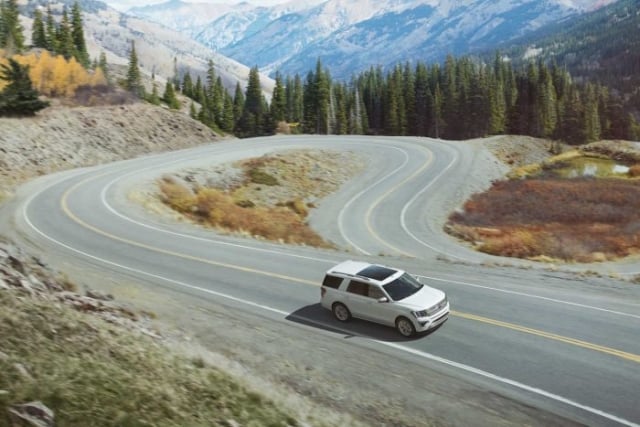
[{"left": 327, "top": 260, "right": 402, "bottom": 284}]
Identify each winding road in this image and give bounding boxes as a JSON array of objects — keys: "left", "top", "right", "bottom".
[{"left": 4, "top": 136, "right": 640, "bottom": 426}]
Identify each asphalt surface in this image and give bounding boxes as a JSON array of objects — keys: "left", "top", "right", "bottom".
[{"left": 4, "top": 135, "right": 640, "bottom": 426}]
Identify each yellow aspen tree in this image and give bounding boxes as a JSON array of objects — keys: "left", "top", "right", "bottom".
[
  {"left": 90, "top": 67, "right": 107, "bottom": 86},
  {"left": 65, "top": 57, "right": 81, "bottom": 97},
  {"left": 51, "top": 54, "right": 68, "bottom": 97},
  {"left": 37, "top": 51, "right": 56, "bottom": 96}
]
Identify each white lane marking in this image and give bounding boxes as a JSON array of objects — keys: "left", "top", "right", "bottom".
[
  {"left": 18, "top": 199, "right": 640, "bottom": 427},
  {"left": 378, "top": 340, "right": 639, "bottom": 427},
  {"left": 337, "top": 145, "right": 410, "bottom": 255},
  {"left": 420, "top": 275, "right": 640, "bottom": 320},
  {"left": 399, "top": 142, "right": 469, "bottom": 261}
]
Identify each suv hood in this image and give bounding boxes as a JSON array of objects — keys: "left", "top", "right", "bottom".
[{"left": 396, "top": 285, "right": 445, "bottom": 310}]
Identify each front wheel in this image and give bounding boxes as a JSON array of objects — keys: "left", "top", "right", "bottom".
[
  {"left": 396, "top": 316, "right": 416, "bottom": 337},
  {"left": 332, "top": 303, "right": 351, "bottom": 322}
]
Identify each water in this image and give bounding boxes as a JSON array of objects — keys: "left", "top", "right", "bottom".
[{"left": 550, "top": 157, "right": 630, "bottom": 178}]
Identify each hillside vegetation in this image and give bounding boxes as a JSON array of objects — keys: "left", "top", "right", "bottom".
[
  {"left": 448, "top": 141, "right": 640, "bottom": 263},
  {"left": 495, "top": 0, "right": 640, "bottom": 114}
]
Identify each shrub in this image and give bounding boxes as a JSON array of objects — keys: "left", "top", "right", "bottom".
[
  {"left": 447, "top": 177, "right": 640, "bottom": 262},
  {"left": 158, "top": 178, "right": 195, "bottom": 212},
  {"left": 248, "top": 168, "right": 279, "bottom": 186},
  {"left": 629, "top": 164, "right": 640, "bottom": 177},
  {"left": 286, "top": 199, "right": 308, "bottom": 217}
]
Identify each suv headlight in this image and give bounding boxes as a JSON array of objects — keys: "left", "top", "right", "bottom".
[{"left": 412, "top": 310, "right": 428, "bottom": 318}]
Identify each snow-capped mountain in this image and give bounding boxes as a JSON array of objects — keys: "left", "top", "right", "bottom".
[{"left": 128, "top": 0, "right": 615, "bottom": 79}]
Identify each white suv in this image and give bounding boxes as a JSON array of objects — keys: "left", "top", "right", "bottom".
[{"left": 320, "top": 260, "right": 449, "bottom": 337}]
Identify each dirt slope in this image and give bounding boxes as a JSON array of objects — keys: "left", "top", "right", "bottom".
[{"left": 0, "top": 103, "right": 221, "bottom": 198}]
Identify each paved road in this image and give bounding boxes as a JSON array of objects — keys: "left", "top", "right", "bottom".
[{"left": 5, "top": 136, "right": 640, "bottom": 426}]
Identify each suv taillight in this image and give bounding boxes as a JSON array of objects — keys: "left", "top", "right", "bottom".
[{"left": 321, "top": 287, "right": 326, "bottom": 297}]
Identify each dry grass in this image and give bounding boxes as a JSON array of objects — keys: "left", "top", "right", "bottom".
[
  {"left": 0, "top": 291, "right": 299, "bottom": 427},
  {"left": 448, "top": 178, "right": 640, "bottom": 262},
  {"left": 159, "top": 180, "right": 332, "bottom": 248},
  {"left": 155, "top": 150, "right": 358, "bottom": 248}
]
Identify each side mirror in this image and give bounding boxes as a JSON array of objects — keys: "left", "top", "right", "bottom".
[{"left": 377, "top": 297, "right": 389, "bottom": 303}]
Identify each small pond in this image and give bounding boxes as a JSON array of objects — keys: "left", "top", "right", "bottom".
[{"left": 546, "top": 157, "right": 630, "bottom": 178}]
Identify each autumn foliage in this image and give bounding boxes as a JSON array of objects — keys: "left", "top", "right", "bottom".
[
  {"left": 447, "top": 178, "right": 640, "bottom": 262},
  {"left": 0, "top": 50, "right": 106, "bottom": 97},
  {"left": 159, "top": 178, "right": 331, "bottom": 248}
]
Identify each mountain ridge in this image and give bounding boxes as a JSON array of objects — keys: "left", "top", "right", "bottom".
[{"left": 129, "top": 0, "right": 615, "bottom": 79}]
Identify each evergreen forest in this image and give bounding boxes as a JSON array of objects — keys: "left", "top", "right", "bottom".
[{"left": 193, "top": 55, "right": 638, "bottom": 144}]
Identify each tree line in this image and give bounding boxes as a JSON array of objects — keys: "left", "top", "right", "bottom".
[{"left": 170, "top": 54, "right": 638, "bottom": 144}]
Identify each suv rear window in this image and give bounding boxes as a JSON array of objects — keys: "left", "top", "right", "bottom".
[{"left": 322, "top": 275, "right": 343, "bottom": 289}]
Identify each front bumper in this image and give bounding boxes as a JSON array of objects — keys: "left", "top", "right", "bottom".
[{"left": 414, "top": 305, "right": 450, "bottom": 332}]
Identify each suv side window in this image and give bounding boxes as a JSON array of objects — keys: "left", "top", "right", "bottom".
[
  {"left": 346, "top": 280, "right": 368, "bottom": 296},
  {"left": 347, "top": 281, "right": 384, "bottom": 299},
  {"left": 368, "top": 286, "right": 385, "bottom": 300},
  {"left": 322, "top": 275, "right": 343, "bottom": 289}
]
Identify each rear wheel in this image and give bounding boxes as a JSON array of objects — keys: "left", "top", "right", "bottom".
[
  {"left": 396, "top": 316, "right": 416, "bottom": 337},
  {"left": 332, "top": 303, "right": 351, "bottom": 322}
]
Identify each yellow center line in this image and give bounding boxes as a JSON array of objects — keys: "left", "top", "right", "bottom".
[
  {"left": 61, "top": 177, "right": 317, "bottom": 287},
  {"left": 60, "top": 173, "right": 640, "bottom": 365},
  {"left": 452, "top": 310, "right": 640, "bottom": 364},
  {"left": 365, "top": 148, "right": 433, "bottom": 258}
]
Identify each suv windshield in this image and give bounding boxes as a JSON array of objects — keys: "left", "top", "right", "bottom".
[{"left": 383, "top": 273, "right": 423, "bottom": 301}]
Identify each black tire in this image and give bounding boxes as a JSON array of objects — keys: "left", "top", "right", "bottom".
[
  {"left": 396, "top": 316, "right": 416, "bottom": 337},
  {"left": 332, "top": 302, "right": 351, "bottom": 322}
]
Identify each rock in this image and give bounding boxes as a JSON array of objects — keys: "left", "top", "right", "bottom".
[
  {"left": 85, "top": 289, "right": 114, "bottom": 301},
  {"left": 27, "top": 275, "right": 47, "bottom": 292},
  {"left": 8, "top": 255, "right": 25, "bottom": 275},
  {"left": 0, "top": 351, "right": 9, "bottom": 360},
  {"left": 8, "top": 401, "right": 55, "bottom": 427},
  {"left": 0, "top": 277, "right": 10, "bottom": 290}
]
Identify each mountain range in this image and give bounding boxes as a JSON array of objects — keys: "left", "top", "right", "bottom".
[
  {"left": 19, "top": 0, "right": 275, "bottom": 95},
  {"left": 129, "top": 0, "right": 616, "bottom": 79}
]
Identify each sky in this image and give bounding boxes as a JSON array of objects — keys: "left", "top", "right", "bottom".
[{"left": 105, "top": 0, "right": 290, "bottom": 12}]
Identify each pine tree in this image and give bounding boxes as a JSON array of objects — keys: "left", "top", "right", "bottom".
[
  {"left": 193, "top": 76, "right": 204, "bottom": 104},
  {"left": 146, "top": 73, "right": 160, "bottom": 105},
  {"left": 98, "top": 51, "right": 109, "bottom": 82},
  {"left": 536, "top": 63, "right": 557, "bottom": 138},
  {"left": 583, "top": 83, "right": 601, "bottom": 142},
  {"left": 488, "top": 72, "right": 506, "bottom": 135},
  {"left": 232, "top": 81, "right": 244, "bottom": 125},
  {"left": 162, "top": 81, "right": 180, "bottom": 109},
  {"left": 0, "top": 58, "right": 49, "bottom": 116},
  {"left": 181, "top": 71, "right": 193, "bottom": 99},
  {"left": 56, "top": 9, "right": 76, "bottom": 60},
  {"left": 414, "top": 62, "right": 430, "bottom": 136},
  {"left": 236, "top": 66, "right": 265, "bottom": 137},
  {"left": 221, "top": 92, "right": 235, "bottom": 132},
  {"left": 1, "top": 0, "right": 25, "bottom": 52},
  {"left": 270, "top": 71, "right": 286, "bottom": 124},
  {"left": 31, "top": 8, "right": 47, "bottom": 49},
  {"left": 125, "top": 40, "right": 144, "bottom": 97},
  {"left": 71, "top": 1, "right": 89, "bottom": 67},
  {"left": 45, "top": 6, "right": 57, "bottom": 52}
]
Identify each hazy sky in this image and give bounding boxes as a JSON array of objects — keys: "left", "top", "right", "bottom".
[{"left": 106, "top": 0, "right": 290, "bottom": 12}]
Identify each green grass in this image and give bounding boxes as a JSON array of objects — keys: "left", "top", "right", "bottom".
[{"left": 0, "top": 291, "right": 299, "bottom": 427}]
